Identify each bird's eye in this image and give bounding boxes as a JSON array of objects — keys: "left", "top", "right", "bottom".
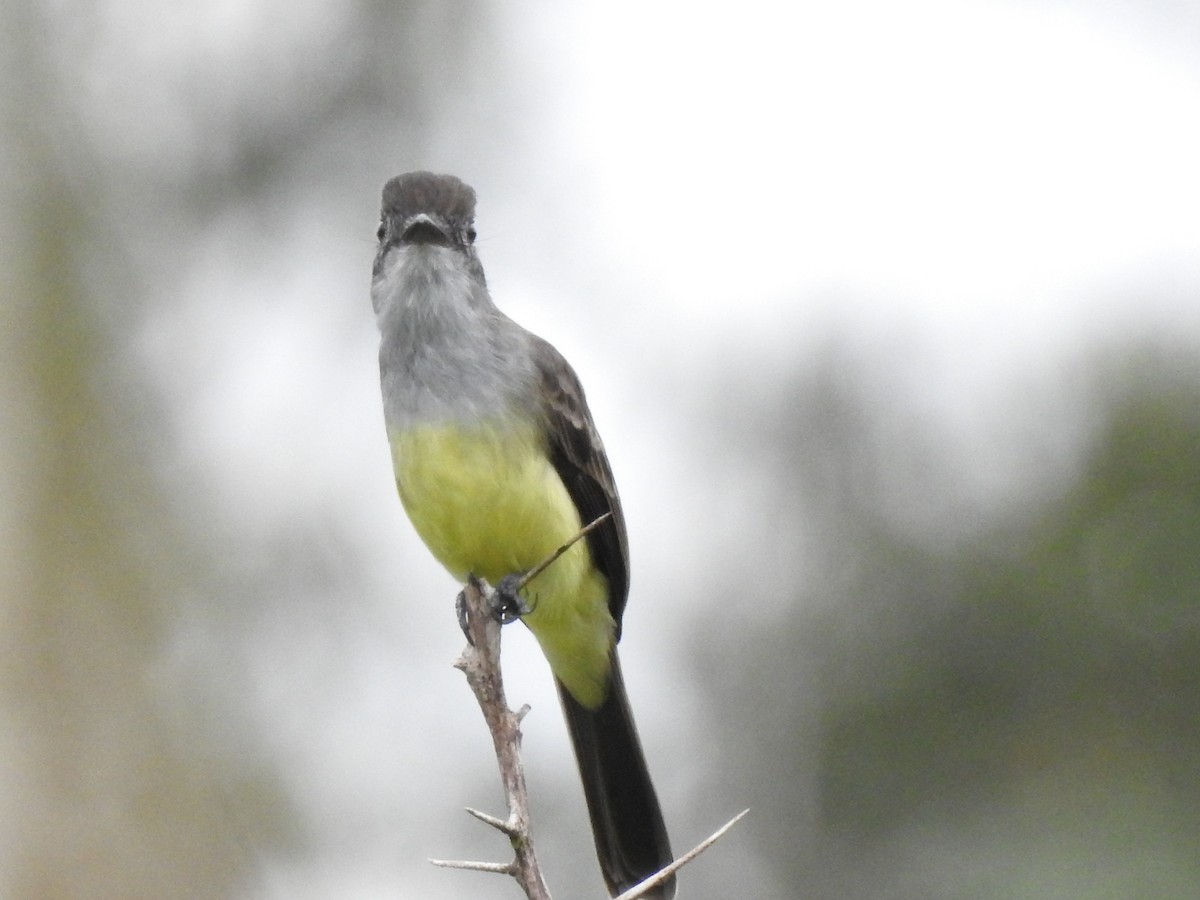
[
  {"left": 376, "top": 221, "right": 386, "bottom": 242},
  {"left": 465, "top": 227, "right": 477, "bottom": 244}
]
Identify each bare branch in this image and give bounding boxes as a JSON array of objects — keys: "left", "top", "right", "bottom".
[
  {"left": 434, "top": 576, "right": 552, "bottom": 900},
  {"left": 437, "top": 527, "right": 747, "bottom": 900}
]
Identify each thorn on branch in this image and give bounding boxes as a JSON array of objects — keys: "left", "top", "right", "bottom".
[
  {"left": 514, "top": 513, "right": 611, "bottom": 593},
  {"left": 429, "top": 857, "right": 515, "bottom": 875},
  {"left": 613, "top": 808, "right": 751, "bottom": 900},
  {"left": 465, "top": 806, "right": 517, "bottom": 835}
]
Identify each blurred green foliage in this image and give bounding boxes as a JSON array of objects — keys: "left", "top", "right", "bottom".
[{"left": 701, "top": 348, "right": 1200, "bottom": 898}]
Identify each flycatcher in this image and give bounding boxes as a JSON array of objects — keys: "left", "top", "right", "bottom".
[{"left": 370, "top": 172, "right": 674, "bottom": 898}]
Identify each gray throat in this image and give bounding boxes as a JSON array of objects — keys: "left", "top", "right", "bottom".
[{"left": 372, "top": 243, "right": 539, "bottom": 431}]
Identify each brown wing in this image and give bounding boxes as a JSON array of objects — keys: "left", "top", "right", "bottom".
[{"left": 530, "top": 336, "right": 631, "bottom": 636}]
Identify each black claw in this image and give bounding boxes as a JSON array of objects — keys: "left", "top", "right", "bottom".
[
  {"left": 456, "top": 573, "right": 489, "bottom": 645},
  {"left": 492, "top": 573, "right": 531, "bottom": 624},
  {"left": 455, "top": 589, "right": 473, "bottom": 645}
]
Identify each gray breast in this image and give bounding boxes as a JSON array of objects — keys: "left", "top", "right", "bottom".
[{"left": 374, "top": 247, "right": 540, "bottom": 430}]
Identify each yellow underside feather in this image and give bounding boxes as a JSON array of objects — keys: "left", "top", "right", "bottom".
[{"left": 391, "top": 422, "right": 614, "bottom": 707}]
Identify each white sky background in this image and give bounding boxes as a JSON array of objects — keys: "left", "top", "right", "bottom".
[
  {"left": 476, "top": 0, "right": 1200, "bottom": 557},
  {"left": 500, "top": 0, "right": 1200, "bottom": 340},
  {"left": 146, "top": 1, "right": 1200, "bottom": 896}
]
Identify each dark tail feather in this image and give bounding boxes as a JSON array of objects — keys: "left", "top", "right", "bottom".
[{"left": 557, "top": 651, "right": 675, "bottom": 899}]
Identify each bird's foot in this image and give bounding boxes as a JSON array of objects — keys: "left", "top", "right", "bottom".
[
  {"left": 491, "top": 573, "right": 531, "bottom": 624},
  {"left": 455, "top": 573, "right": 529, "bottom": 645}
]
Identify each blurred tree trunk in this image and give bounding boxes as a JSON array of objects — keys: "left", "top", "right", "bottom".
[
  {"left": 0, "top": 6, "right": 281, "bottom": 898},
  {"left": 2, "top": 174, "right": 253, "bottom": 900}
]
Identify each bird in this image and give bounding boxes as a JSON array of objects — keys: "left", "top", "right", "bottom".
[{"left": 370, "top": 171, "right": 674, "bottom": 898}]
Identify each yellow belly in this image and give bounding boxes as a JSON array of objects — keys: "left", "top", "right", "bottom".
[{"left": 390, "top": 422, "right": 614, "bottom": 706}]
